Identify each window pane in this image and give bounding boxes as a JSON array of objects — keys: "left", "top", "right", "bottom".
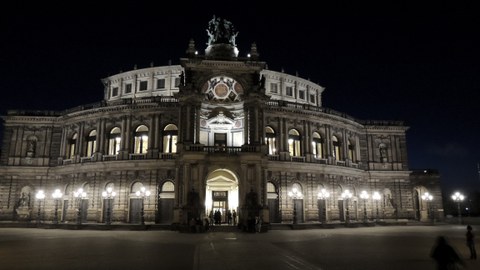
[
  {"left": 139, "top": 81, "right": 148, "bottom": 91},
  {"left": 125, "top": 84, "right": 132, "bottom": 94},
  {"left": 157, "top": 79, "right": 165, "bottom": 89}
]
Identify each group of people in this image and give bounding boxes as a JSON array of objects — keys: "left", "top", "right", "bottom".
[
  {"left": 431, "top": 225, "right": 477, "bottom": 270},
  {"left": 208, "top": 209, "right": 237, "bottom": 225}
]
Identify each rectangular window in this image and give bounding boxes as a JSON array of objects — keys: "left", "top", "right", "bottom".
[
  {"left": 156, "top": 79, "right": 165, "bottom": 89},
  {"left": 111, "top": 87, "right": 119, "bottom": 97},
  {"left": 125, "top": 83, "right": 132, "bottom": 94},
  {"left": 286, "top": 86, "right": 293, "bottom": 97},
  {"left": 139, "top": 81, "right": 148, "bottom": 91},
  {"left": 270, "top": 83, "right": 278, "bottom": 93},
  {"left": 174, "top": 77, "right": 181, "bottom": 88},
  {"left": 299, "top": 90, "right": 305, "bottom": 100},
  {"left": 310, "top": 94, "right": 316, "bottom": 103}
]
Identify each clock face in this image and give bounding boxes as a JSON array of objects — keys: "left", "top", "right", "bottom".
[{"left": 203, "top": 76, "right": 242, "bottom": 102}]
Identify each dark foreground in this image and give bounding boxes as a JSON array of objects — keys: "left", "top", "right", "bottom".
[{"left": 0, "top": 225, "right": 478, "bottom": 270}]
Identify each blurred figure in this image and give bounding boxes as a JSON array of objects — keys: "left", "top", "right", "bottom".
[
  {"left": 431, "top": 236, "right": 465, "bottom": 270},
  {"left": 466, "top": 225, "right": 477, "bottom": 259}
]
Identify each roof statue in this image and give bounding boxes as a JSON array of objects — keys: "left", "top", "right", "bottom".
[{"left": 206, "top": 15, "right": 238, "bottom": 46}]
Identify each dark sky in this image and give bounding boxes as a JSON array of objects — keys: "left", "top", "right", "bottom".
[{"left": 1, "top": 2, "right": 480, "bottom": 195}]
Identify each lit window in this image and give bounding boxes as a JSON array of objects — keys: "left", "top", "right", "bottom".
[
  {"left": 134, "top": 125, "right": 149, "bottom": 154},
  {"left": 86, "top": 130, "right": 97, "bottom": 157},
  {"left": 288, "top": 129, "right": 301, "bottom": 156},
  {"left": 332, "top": 135, "right": 341, "bottom": 161},
  {"left": 312, "top": 132, "right": 324, "bottom": 159},
  {"left": 348, "top": 140, "right": 356, "bottom": 162},
  {"left": 265, "top": 126, "right": 276, "bottom": 155},
  {"left": 108, "top": 127, "right": 121, "bottom": 155},
  {"left": 163, "top": 124, "right": 178, "bottom": 153},
  {"left": 67, "top": 133, "right": 77, "bottom": 159},
  {"left": 162, "top": 181, "right": 175, "bottom": 192}
]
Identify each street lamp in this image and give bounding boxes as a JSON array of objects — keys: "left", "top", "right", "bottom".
[
  {"left": 102, "top": 187, "right": 116, "bottom": 225},
  {"left": 51, "top": 189, "right": 63, "bottom": 224},
  {"left": 372, "top": 191, "right": 381, "bottom": 222},
  {"left": 35, "top": 190, "right": 45, "bottom": 225},
  {"left": 288, "top": 187, "right": 302, "bottom": 224},
  {"left": 317, "top": 188, "right": 330, "bottom": 223},
  {"left": 451, "top": 191, "right": 465, "bottom": 225},
  {"left": 421, "top": 192, "right": 434, "bottom": 224},
  {"left": 136, "top": 187, "right": 151, "bottom": 225},
  {"left": 360, "top": 190, "right": 369, "bottom": 223},
  {"left": 74, "top": 188, "right": 87, "bottom": 225},
  {"left": 341, "top": 189, "right": 353, "bottom": 224}
]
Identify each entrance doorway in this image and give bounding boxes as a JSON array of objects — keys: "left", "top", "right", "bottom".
[{"left": 205, "top": 169, "right": 239, "bottom": 225}]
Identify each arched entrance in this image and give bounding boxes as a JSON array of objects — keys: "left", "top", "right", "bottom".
[{"left": 205, "top": 169, "right": 239, "bottom": 225}]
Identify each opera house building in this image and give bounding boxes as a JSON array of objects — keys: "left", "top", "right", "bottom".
[{"left": 0, "top": 17, "right": 443, "bottom": 230}]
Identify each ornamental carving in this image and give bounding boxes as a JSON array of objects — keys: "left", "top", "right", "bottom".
[{"left": 203, "top": 76, "right": 243, "bottom": 102}]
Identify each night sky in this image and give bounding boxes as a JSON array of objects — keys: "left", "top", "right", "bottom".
[{"left": 1, "top": 3, "right": 480, "bottom": 195}]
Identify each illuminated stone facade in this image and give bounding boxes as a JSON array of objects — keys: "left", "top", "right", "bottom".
[{"left": 0, "top": 17, "right": 443, "bottom": 228}]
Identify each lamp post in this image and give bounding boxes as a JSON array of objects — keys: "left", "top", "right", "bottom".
[
  {"left": 102, "top": 187, "right": 116, "bottom": 225},
  {"left": 317, "top": 188, "right": 330, "bottom": 224},
  {"left": 288, "top": 187, "right": 302, "bottom": 224},
  {"left": 136, "top": 187, "right": 151, "bottom": 225},
  {"left": 360, "top": 190, "right": 369, "bottom": 223},
  {"left": 51, "top": 189, "right": 63, "bottom": 224},
  {"left": 451, "top": 191, "right": 465, "bottom": 225},
  {"left": 421, "top": 192, "right": 434, "bottom": 224},
  {"left": 74, "top": 188, "right": 87, "bottom": 225},
  {"left": 372, "top": 191, "right": 381, "bottom": 222},
  {"left": 341, "top": 189, "right": 353, "bottom": 224},
  {"left": 35, "top": 190, "right": 45, "bottom": 225}
]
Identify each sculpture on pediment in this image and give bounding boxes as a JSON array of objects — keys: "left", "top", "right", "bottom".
[{"left": 206, "top": 15, "right": 239, "bottom": 46}]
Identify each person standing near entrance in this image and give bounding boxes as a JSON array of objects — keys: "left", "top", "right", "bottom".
[
  {"left": 227, "top": 210, "right": 232, "bottom": 224},
  {"left": 466, "top": 225, "right": 477, "bottom": 259},
  {"left": 232, "top": 210, "right": 237, "bottom": 225}
]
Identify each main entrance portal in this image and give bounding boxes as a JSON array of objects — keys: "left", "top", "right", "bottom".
[{"left": 205, "top": 169, "right": 239, "bottom": 224}]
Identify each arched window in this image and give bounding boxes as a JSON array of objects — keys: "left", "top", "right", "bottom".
[
  {"left": 163, "top": 124, "right": 178, "bottom": 153},
  {"left": 288, "top": 129, "right": 301, "bottom": 157},
  {"left": 290, "top": 182, "right": 303, "bottom": 198},
  {"left": 347, "top": 139, "right": 356, "bottom": 162},
  {"left": 131, "top": 182, "right": 147, "bottom": 194},
  {"left": 86, "top": 130, "right": 97, "bottom": 157},
  {"left": 265, "top": 126, "right": 276, "bottom": 155},
  {"left": 108, "top": 127, "right": 121, "bottom": 155},
  {"left": 162, "top": 181, "right": 175, "bottom": 192},
  {"left": 67, "top": 133, "right": 77, "bottom": 159},
  {"left": 134, "top": 125, "right": 149, "bottom": 154},
  {"left": 312, "top": 132, "right": 324, "bottom": 159},
  {"left": 332, "top": 135, "right": 341, "bottom": 161}
]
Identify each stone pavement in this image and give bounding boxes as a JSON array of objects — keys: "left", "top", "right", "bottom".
[{"left": 0, "top": 224, "right": 478, "bottom": 270}]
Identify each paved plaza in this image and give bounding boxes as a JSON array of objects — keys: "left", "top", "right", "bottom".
[{"left": 0, "top": 225, "right": 478, "bottom": 270}]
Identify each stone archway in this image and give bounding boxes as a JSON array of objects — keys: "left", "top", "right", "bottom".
[{"left": 205, "top": 169, "right": 239, "bottom": 225}]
